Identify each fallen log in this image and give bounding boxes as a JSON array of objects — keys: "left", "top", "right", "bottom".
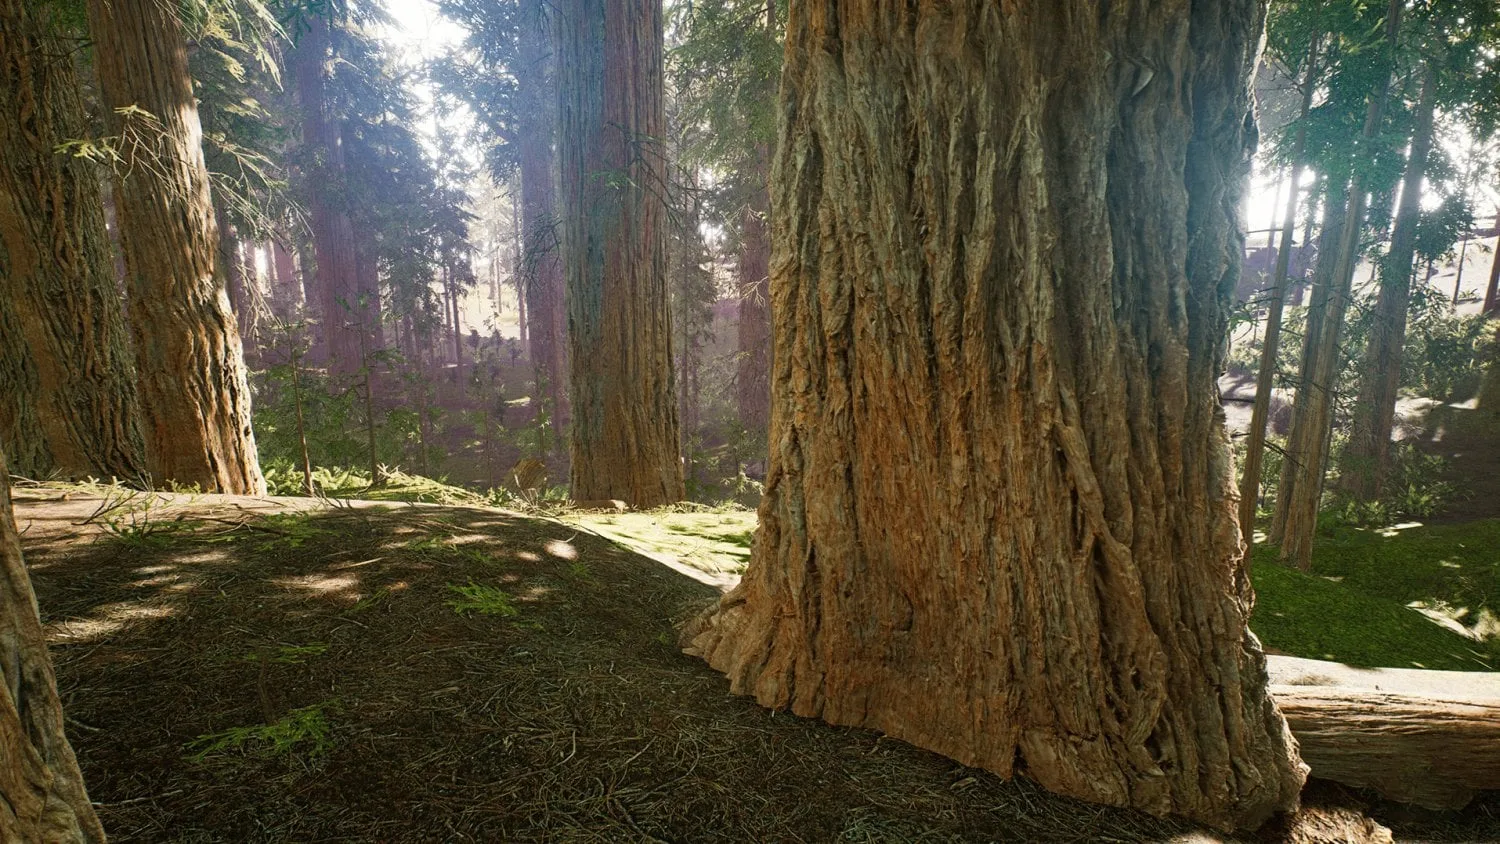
[{"left": 1268, "top": 655, "right": 1500, "bottom": 810}]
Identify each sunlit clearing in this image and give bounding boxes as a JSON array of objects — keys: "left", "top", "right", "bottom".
[
  {"left": 544, "top": 539, "right": 578, "bottom": 561},
  {"left": 1376, "top": 522, "right": 1423, "bottom": 537}
]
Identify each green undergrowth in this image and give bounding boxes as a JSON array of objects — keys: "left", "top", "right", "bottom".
[
  {"left": 187, "top": 701, "right": 338, "bottom": 761},
  {"left": 563, "top": 509, "right": 755, "bottom": 577},
  {"left": 1250, "top": 517, "right": 1500, "bottom": 671}
]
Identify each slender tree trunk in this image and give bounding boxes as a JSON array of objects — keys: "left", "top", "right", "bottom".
[
  {"left": 686, "top": 1, "right": 1303, "bottom": 830},
  {"left": 293, "top": 16, "right": 361, "bottom": 376},
  {"left": 518, "top": 0, "right": 568, "bottom": 441},
  {"left": 559, "top": 0, "right": 683, "bottom": 506},
  {"left": 1237, "top": 37, "right": 1317, "bottom": 547},
  {"left": 1340, "top": 65, "right": 1438, "bottom": 500},
  {"left": 0, "top": 0, "right": 147, "bottom": 483},
  {"left": 1484, "top": 215, "right": 1500, "bottom": 316},
  {"left": 1273, "top": 0, "right": 1401, "bottom": 569},
  {"left": 736, "top": 165, "right": 772, "bottom": 438},
  {"left": 89, "top": 0, "right": 265, "bottom": 494},
  {"left": 0, "top": 447, "right": 107, "bottom": 843},
  {"left": 1270, "top": 177, "right": 1346, "bottom": 545}
]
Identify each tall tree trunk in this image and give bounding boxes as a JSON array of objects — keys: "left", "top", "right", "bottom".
[
  {"left": 1273, "top": 0, "right": 1401, "bottom": 569},
  {"left": 1339, "top": 65, "right": 1438, "bottom": 500},
  {"left": 1268, "top": 177, "right": 1348, "bottom": 546},
  {"left": 1237, "top": 37, "right": 1318, "bottom": 546},
  {"left": 558, "top": 0, "right": 683, "bottom": 507},
  {"left": 685, "top": 1, "right": 1303, "bottom": 830},
  {"left": 0, "top": 447, "right": 107, "bottom": 843},
  {"left": 0, "top": 0, "right": 148, "bottom": 483},
  {"left": 1484, "top": 214, "right": 1500, "bottom": 316},
  {"left": 293, "top": 16, "right": 361, "bottom": 376},
  {"left": 735, "top": 166, "right": 772, "bottom": 438},
  {"left": 89, "top": 0, "right": 265, "bottom": 495},
  {"left": 518, "top": 0, "right": 568, "bottom": 441}
]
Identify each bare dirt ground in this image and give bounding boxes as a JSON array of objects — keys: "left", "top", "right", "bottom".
[{"left": 13, "top": 489, "right": 1497, "bottom": 843}]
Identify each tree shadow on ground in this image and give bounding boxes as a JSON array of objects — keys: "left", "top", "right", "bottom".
[{"left": 15, "top": 495, "right": 1496, "bottom": 842}]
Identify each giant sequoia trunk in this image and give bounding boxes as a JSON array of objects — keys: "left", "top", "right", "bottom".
[
  {"left": 685, "top": 1, "right": 1306, "bottom": 830},
  {"left": 518, "top": 0, "right": 568, "bottom": 443},
  {"left": 1340, "top": 66, "right": 1438, "bottom": 500},
  {"left": 558, "top": 0, "right": 683, "bottom": 506},
  {"left": 0, "top": 0, "right": 147, "bottom": 483},
  {"left": 88, "top": 0, "right": 265, "bottom": 495},
  {"left": 0, "top": 448, "right": 106, "bottom": 842},
  {"left": 293, "top": 16, "right": 362, "bottom": 377}
]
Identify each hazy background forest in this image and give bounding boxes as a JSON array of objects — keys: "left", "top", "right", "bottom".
[{"left": 4, "top": 0, "right": 1500, "bottom": 840}]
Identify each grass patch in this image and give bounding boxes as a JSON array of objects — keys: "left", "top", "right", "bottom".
[
  {"left": 445, "top": 582, "right": 519, "bottom": 618},
  {"left": 564, "top": 511, "right": 756, "bottom": 577},
  {"left": 1250, "top": 562, "right": 1494, "bottom": 671},
  {"left": 187, "top": 701, "right": 337, "bottom": 761}
]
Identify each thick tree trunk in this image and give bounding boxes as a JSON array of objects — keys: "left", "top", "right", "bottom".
[
  {"left": 735, "top": 171, "right": 772, "bottom": 438},
  {"left": 1339, "top": 66, "right": 1438, "bottom": 500},
  {"left": 686, "top": 1, "right": 1304, "bottom": 830},
  {"left": 518, "top": 0, "right": 568, "bottom": 442},
  {"left": 0, "top": 294, "right": 49, "bottom": 479},
  {"left": 1237, "top": 38, "right": 1318, "bottom": 547},
  {"left": 0, "top": 0, "right": 147, "bottom": 483},
  {"left": 1273, "top": 0, "right": 1400, "bottom": 569},
  {"left": 293, "top": 16, "right": 361, "bottom": 377},
  {"left": 558, "top": 0, "right": 683, "bottom": 506},
  {"left": 0, "top": 448, "right": 106, "bottom": 842},
  {"left": 88, "top": 0, "right": 265, "bottom": 495}
]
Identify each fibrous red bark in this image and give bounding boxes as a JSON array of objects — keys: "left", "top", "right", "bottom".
[
  {"left": 0, "top": 0, "right": 147, "bottom": 483},
  {"left": 88, "top": 0, "right": 265, "bottom": 495},
  {"left": 0, "top": 447, "right": 106, "bottom": 842},
  {"left": 686, "top": 0, "right": 1305, "bottom": 830},
  {"left": 558, "top": 0, "right": 683, "bottom": 506}
]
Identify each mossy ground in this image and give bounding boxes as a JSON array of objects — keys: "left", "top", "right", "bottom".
[{"left": 1249, "top": 519, "right": 1500, "bottom": 671}]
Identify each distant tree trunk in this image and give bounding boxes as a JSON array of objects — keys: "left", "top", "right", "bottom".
[
  {"left": 269, "top": 237, "right": 303, "bottom": 320},
  {"left": 1270, "top": 176, "right": 1346, "bottom": 546},
  {"left": 518, "top": 0, "right": 568, "bottom": 442},
  {"left": 1273, "top": 0, "right": 1401, "bottom": 570},
  {"left": 88, "top": 0, "right": 265, "bottom": 494},
  {"left": 0, "top": 0, "right": 148, "bottom": 483},
  {"left": 735, "top": 166, "right": 771, "bottom": 438},
  {"left": 1484, "top": 216, "right": 1500, "bottom": 316},
  {"left": 1340, "top": 65, "right": 1438, "bottom": 500},
  {"left": 0, "top": 447, "right": 107, "bottom": 843},
  {"left": 293, "top": 16, "right": 361, "bottom": 377},
  {"left": 558, "top": 0, "right": 683, "bottom": 507},
  {"left": 1237, "top": 36, "right": 1318, "bottom": 546},
  {"left": 685, "top": 0, "right": 1304, "bottom": 830}
]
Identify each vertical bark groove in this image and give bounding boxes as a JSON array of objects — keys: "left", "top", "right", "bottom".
[
  {"left": 89, "top": 0, "right": 265, "bottom": 495},
  {"left": 0, "top": 448, "right": 106, "bottom": 842},
  {"left": 0, "top": 0, "right": 147, "bottom": 483},
  {"left": 559, "top": 0, "right": 683, "bottom": 506},
  {"left": 686, "top": 1, "right": 1304, "bottom": 830}
]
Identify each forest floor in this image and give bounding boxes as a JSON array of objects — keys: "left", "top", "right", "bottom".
[{"left": 13, "top": 487, "right": 1499, "bottom": 843}]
